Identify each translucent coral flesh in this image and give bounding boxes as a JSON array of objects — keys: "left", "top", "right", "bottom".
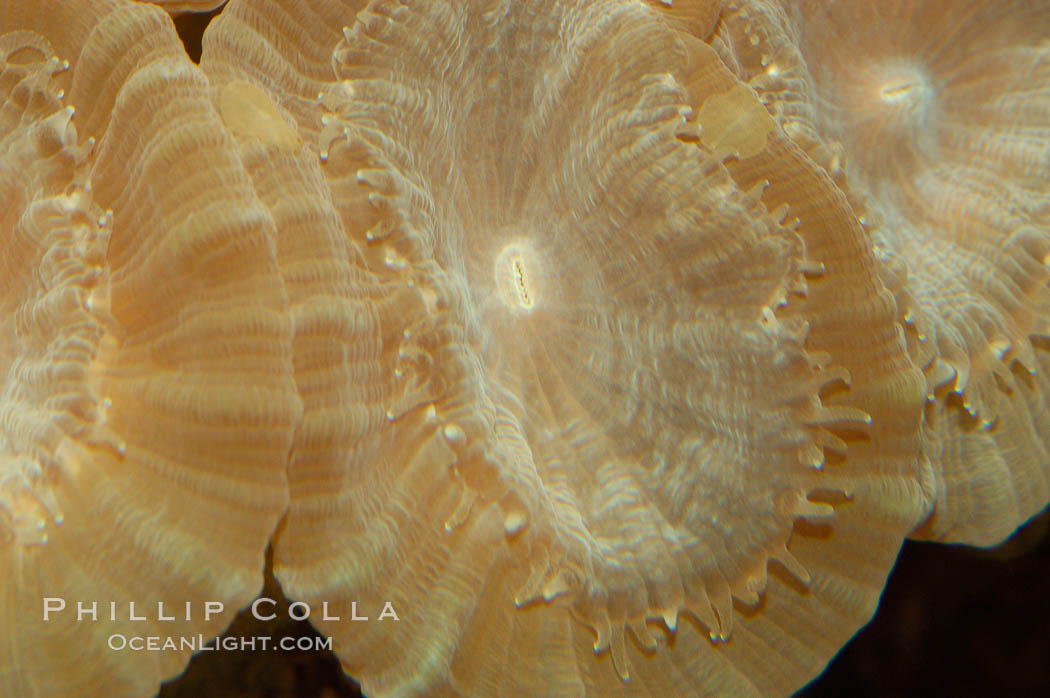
[
  {"left": 0, "top": 2, "right": 301, "bottom": 696},
  {"left": 1, "top": 0, "right": 1047, "bottom": 697},
  {"left": 201, "top": 0, "right": 928, "bottom": 695},
  {"left": 723, "top": 0, "right": 1050, "bottom": 545}
]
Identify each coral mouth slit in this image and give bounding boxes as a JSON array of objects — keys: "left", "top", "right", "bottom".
[
  {"left": 880, "top": 81, "right": 921, "bottom": 103},
  {"left": 513, "top": 260, "right": 531, "bottom": 307},
  {"left": 494, "top": 241, "right": 540, "bottom": 311}
]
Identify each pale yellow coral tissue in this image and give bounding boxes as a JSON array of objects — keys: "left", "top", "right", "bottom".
[{"left": 0, "top": 0, "right": 1047, "bottom": 696}]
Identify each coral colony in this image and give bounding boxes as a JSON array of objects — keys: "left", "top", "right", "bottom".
[{"left": 2, "top": 1, "right": 1048, "bottom": 696}]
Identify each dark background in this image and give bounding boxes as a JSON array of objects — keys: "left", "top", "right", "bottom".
[
  {"left": 156, "top": 511, "right": 1050, "bottom": 697},
  {"left": 163, "top": 7, "right": 1050, "bottom": 696}
]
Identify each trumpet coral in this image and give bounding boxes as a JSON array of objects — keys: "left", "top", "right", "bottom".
[
  {"left": 0, "top": 0, "right": 1047, "bottom": 696},
  {"left": 0, "top": 1, "right": 300, "bottom": 695},
  {"left": 202, "top": 0, "right": 929, "bottom": 694},
  {"left": 716, "top": 0, "right": 1050, "bottom": 546}
]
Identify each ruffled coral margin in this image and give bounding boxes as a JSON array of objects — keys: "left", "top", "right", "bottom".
[{"left": 0, "top": 31, "right": 121, "bottom": 548}]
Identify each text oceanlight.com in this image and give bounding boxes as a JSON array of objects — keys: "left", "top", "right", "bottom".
[
  {"left": 42, "top": 597, "right": 399, "bottom": 652},
  {"left": 106, "top": 635, "right": 334, "bottom": 652}
]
